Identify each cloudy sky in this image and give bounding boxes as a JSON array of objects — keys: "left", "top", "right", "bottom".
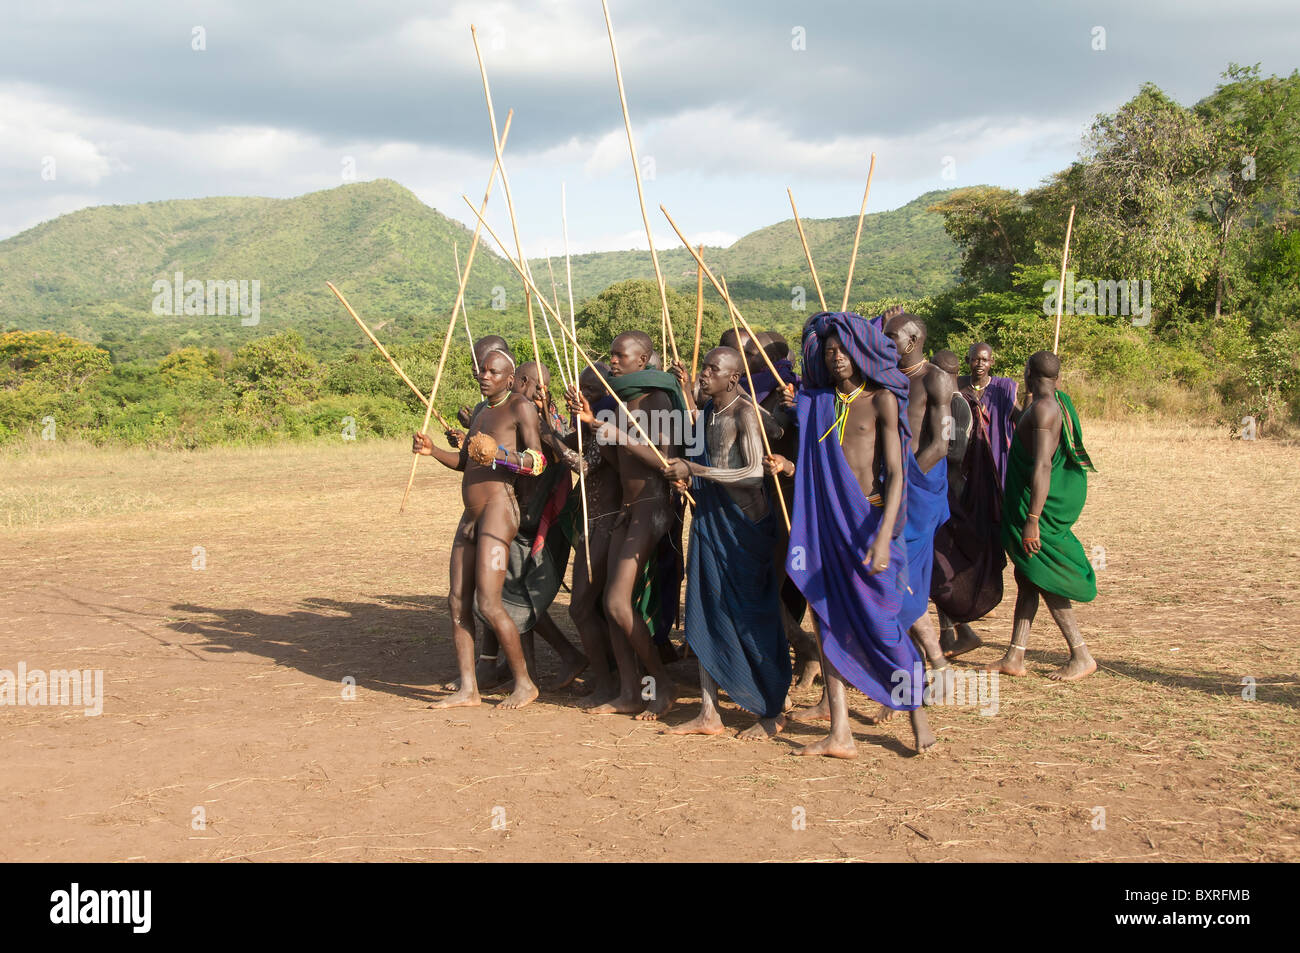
[{"left": 1, "top": 0, "right": 1296, "bottom": 255}]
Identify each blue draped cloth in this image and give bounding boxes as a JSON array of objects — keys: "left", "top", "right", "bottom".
[
  {"left": 683, "top": 413, "right": 790, "bottom": 718},
  {"left": 789, "top": 313, "right": 922, "bottom": 710},
  {"left": 744, "top": 357, "right": 800, "bottom": 405},
  {"left": 899, "top": 451, "right": 949, "bottom": 629}
]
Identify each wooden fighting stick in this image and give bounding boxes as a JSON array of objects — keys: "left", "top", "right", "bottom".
[
  {"left": 721, "top": 274, "right": 791, "bottom": 533},
  {"left": 601, "top": 0, "right": 680, "bottom": 365},
  {"left": 462, "top": 193, "right": 695, "bottom": 506},
  {"left": 1053, "top": 205, "right": 1077, "bottom": 355},
  {"left": 841, "top": 153, "right": 876, "bottom": 312},
  {"left": 787, "top": 187, "right": 827, "bottom": 312}
]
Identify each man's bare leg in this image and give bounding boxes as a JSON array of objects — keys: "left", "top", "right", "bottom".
[
  {"left": 985, "top": 567, "right": 1036, "bottom": 676},
  {"left": 571, "top": 530, "right": 621, "bottom": 708},
  {"left": 664, "top": 662, "right": 725, "bottom": 735},
  {"left": 938, "top": 607, "right": 983, "bottom": 658},
  {"left": 794, "top": 654, "right": 856, "bottom": 759},
  {"left": 475, "top": 503, "right": 538, "bottom": 710},
  {"left": 789, "top": 616, "right": 830, "bottom": 723},
  {"left": 537, "top": 611, "right": 588, "bottom": 690},
  {"left": 431, "top": 521, "right": 482, "bottom": 709},
  {"left": 590, "top": 505, "right": 679, "bottom": 719},
  {"left": 1043, "top": 591, "right": 1097, "bottom": 681}
]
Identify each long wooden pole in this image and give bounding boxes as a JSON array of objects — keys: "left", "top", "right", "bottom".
[
  {"left": 399, "top": 107, "right": 513, "bottom": 512},
  {"left": 600, "top": 0, "right": 679, "bottom": 365},
  {"left": 690, "top": 244, "right": 705, "bottom": 379},
  {"left": 326, "top": 281, "right": 436, "bottom": 416},
  {"left": 661, "top": 205, "right": 788, "bottom": 386},
  {"left": 561, "top": 183, "right": 592, "bottom": 574},
  {"left": 462, "top": 193, "right": 694, "bottom": 506},
  {"left": 470, "top": 25, "right": 542, "bottom": 377},
  {"left": 540, "top": 254, "right": 570, "bottom": 392},
  {"left": 1053, "top": 204, "right": 1077, "bottom": 355},
  {"left": 721, "top": 275, "right": 790, "bottom": 533},
  {"left": 787, "top": 187, "right": 827, "bottom": 312},
  {"left": 456, "top": 243, "right": 479, "bottom": 375},
  {"left": 841, "top": 152, "right": 876, "bottom": 312}
]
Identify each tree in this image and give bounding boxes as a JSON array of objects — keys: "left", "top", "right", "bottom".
[
  {"left": 1197, "top": 64, "right": 1300, "bottom": 318},
  {"left": 929, "top": 187, "right": 1034, "bottom": 289},
  {"left": 1072, "top": 83, "right": 1218, "bottom": 326},
  {"left": 573, "top": 278, "right": 731, "bottom": 364},
  {"left": 0, "top": 330, "right": 111, "bottom": 390}
]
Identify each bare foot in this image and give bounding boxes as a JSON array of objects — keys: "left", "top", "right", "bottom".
[
  {"left": 498, "top": 680, "right": 539, "bottom": 710},
  {"left": 1048, "top": 654, "right": 1097, "bottom": 682},
  {"left": 428, "top": 688, "right": 481, "bottom": 710},
  {"left": 442, "top": 676, "right": 461, "bottom": 692},
  {"left": 984, "top": 652, "right": 1028, "bottom": 676},
  {"left": 737, "top": 715, "right": 785, "bottom": 740},
  {"left": 584, "top": 692, "right": 644, "bottom": 715},
  {"left": 635, "top": 682, "right": 678, "bottom": 722},
  {"left": 664, "top": 713, "right": 724, "bottom": 735},
  {"left": 793, "top": 660, "right": 822, "bottom": 692},
  {"left": 789, "top": 697, "right": 831, "bottom": 723},
  {"left": 864, "top": 703, "right": 899, "bottom": 725},
  {"left": 794, "top": 733, "right": 858, "bottom": 759},
  {"left": 542, "top": 655, "right": 588, "bottom": 692},
  {"left": 910, "top": 709, "right": 936, "bottom": 753},
  {"left": 944, "top": 625, "right": 983, "bottom": 659}
]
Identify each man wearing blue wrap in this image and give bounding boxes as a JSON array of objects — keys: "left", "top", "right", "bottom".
[
  {"left": 662, "top": 346, "right": 791, "bottom": 741},
  {"left": 766, "top": 312, "right": 936, "bottom": 757},
  {"left": 879, "top": 312, "right": 955, "bottom": 721}
]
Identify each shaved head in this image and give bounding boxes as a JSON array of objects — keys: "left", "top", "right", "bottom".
[
  {"left": 707, "top": 345, "right": 743, "bottom": 377},
  {"left": 517, "top": 361, "right": 550, "bottom": 386},
  {"left": 613, "top": 330, "right": 653, "bottom": 358},
  {"left": 932, "top": 349, "right": 960, "bottom": 375},
  {"left": 1027, "top": 350, "right": 1060, "bottom": 380},
  {"left": 482, "top": 348, "right": 515, "bottom": 375}
]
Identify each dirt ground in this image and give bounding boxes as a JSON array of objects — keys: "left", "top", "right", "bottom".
[{"left": 1, "top": 418, "right": 1297, "bottom": 862}]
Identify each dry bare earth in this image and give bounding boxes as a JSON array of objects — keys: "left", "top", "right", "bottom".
[{"left": 1, "top": 419, "right": 1296, "bottom": 862}]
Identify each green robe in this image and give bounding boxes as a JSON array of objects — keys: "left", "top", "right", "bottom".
[{"left": 1001, "top": 391, "right": 1097, "bottom": 603}]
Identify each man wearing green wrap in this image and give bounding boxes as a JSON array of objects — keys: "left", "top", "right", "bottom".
[{"left": 985, "top": 351, "right": 1098, "bottom": 682}]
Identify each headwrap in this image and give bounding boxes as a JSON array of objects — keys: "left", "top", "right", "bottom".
[{"left": 800, "top": 311, "right": 912, "bottom": 526}]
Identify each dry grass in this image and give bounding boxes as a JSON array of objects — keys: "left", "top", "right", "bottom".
[{"left": 0, "top": 418, "right": 1296, "bottom": 862}]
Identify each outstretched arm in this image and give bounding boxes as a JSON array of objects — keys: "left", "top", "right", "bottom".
[
  {"left": 665, "top": 403, "right": 764, "bottom": 487},
  {"left": 413, "top": 431, "right": 468, "bottom": 471}
]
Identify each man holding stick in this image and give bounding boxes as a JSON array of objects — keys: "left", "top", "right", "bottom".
[
  {"left": 412, "top": 349, "right": 546, "bottom": 710},
  {"left": 662, "top": 346, "right": 791, "bottom": 740},
  {"left": 568, "top": 331, "right": 688, "bottom": 720}
]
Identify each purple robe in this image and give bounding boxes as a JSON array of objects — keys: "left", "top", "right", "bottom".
[
  {"left": 965, "top": 377, "right": 1017, "bottom": 486},
  {"left": 788, "top": 313, "right": 922, "bottom": 710}
]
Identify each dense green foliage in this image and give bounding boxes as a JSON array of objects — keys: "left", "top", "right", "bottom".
[{"left": 920, "top": 64, "right": 1300, "bottom": 431}]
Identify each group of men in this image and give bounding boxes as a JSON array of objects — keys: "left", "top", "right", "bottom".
[{"left": 412, "top": 307, "right": 1099, "bottom": 759}]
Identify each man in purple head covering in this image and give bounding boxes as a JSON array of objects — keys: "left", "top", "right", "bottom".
[{"left": 764, "top": 311, "right": 936, "bottom": 757}]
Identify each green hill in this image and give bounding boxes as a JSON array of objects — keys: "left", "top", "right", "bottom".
[{"left": 0, "top": 179, "right": 960, "bottom": 362}]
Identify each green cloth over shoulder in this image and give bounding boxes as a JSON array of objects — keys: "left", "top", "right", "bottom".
[
  {"left": 608, "top": 370, "right": 688, "bottom": 418},
  {"left": 1001, "top": 391, "right": 1097, "bottom": 603}
]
